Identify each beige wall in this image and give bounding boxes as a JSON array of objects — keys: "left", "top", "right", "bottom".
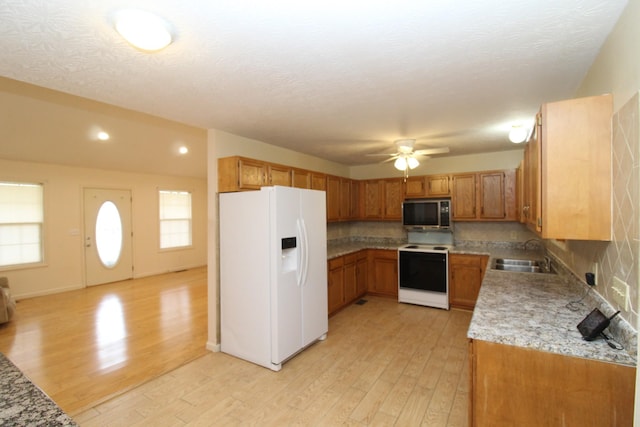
[
  {"left": 214, "top": 129, "right": 349, "bottom": 177},
  {"left": 549, "top": 0, "right": 640, "bottom": 328},
  {"left": 0, "top": 159, "right": 207, "bottom": 299},
  {"left": 214, "top": 127, "right": 524, "bottom": 180},
  {"left": 350, "top": 149, "right": 523, "bottom": 180},
  {"left": 575, "top": 0, "right": 640, "bottom": 111}
]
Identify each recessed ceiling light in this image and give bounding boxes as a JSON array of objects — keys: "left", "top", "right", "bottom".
[
  {"left": 97, "top": 131, "right": 110, "bottom": 141},
  {"left": 114, "top": 10, "right": 172, "bottom": 52},
  {"left": 178, "top": 146, "right": 189, "bottom": 155}
]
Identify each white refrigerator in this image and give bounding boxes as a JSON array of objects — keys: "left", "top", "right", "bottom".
[{"left": 219, "top": 186, "right": 328, "bottom": 371}]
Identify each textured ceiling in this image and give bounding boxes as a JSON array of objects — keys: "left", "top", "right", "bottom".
[{"left": 0, "top": 0, "right": 629, "bottom": 169}]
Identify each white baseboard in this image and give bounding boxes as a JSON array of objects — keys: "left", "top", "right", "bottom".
[{"left": 206, "top": 341, "right": 221, "bottom": 352}]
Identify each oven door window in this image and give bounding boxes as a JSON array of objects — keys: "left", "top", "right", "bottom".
[{"left": 399, "top": 251, "right": 447, "bottom": 293}]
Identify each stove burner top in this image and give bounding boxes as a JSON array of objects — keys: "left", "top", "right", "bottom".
[{"left": 400, "top": 244, "right": 452, "bottom": 252}]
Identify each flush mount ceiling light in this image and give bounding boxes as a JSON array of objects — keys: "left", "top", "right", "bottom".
[
  {"left": 97, "top": 131, "right": 110, "bottom": 141},
  {"left": 509, "top": 124, "right": 528, "bottom": 144},
  {"left": 115, "top": 10, "right": 173, "bottom": 52}
]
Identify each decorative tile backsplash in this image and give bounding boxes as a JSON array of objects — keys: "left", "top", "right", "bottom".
[{"left": 605, "top": 93, "right": 639, "bottom": 328}]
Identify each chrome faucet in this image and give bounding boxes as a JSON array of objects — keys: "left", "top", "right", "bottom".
[{"left": 522, "top": 238, "right": 542, "bottom": 251}]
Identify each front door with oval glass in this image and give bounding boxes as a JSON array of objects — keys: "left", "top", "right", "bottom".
[{"left": 84, "top": 188, "right": 133, "bottom": 286}]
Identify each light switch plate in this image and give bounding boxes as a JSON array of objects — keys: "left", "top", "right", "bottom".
[{"left": 612, "top": 276, "right": 629, "bottom": 311}]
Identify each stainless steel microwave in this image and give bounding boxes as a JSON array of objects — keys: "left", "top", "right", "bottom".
[{"left": 402, "top": 198, "right": 451, "bottom": 230}]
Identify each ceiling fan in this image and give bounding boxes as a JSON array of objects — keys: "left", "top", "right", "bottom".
[{"left": 368, "top": 139, "right": 450, "bottom": 176}]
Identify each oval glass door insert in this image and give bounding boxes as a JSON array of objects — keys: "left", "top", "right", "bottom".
[{"left": 95, "top": 201, "right": 123, "bottom": 268}]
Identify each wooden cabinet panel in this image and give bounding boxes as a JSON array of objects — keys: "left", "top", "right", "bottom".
[
  {"left": 340, "top": 179, "right": 352, "bottom": 219},
  {"left": 452, "top": 174, "right": 476, "bottom": 219},
  {"left": 479, "top": 172, "right": 505, "bottom": 219},
  {"left": 218, "top": 156, "right": 266, "bottom": 192},
  {"left": 328, "top": 257, "right": 344, "bottom": 314},
  {"left": 363, "top": 180, "right": 383, "bottom": 219},
  {"left": 368, "top": 249, "right": 398, "bottom": 298},
  {"left": 449, "top": 254, "right": 488, "bottom": 310},
  {"left": 326, "top": 175, "right": 341, "bottom": 221},
  {"left": 523, "top": 123, "right": 541, "bottom": 231},
  {"left": 470, "top": 340, "right": 635, "bottom": 426},
  {"left": 268, "top": 164, "right": 292, "bottom": 186},
  {"left": 383, "top": 179, "right": 404, "bottom": 219},
  {"left": 534, "top": 94, "right": 612, "bottom": 240},
  {"left": 327, "top": 251, "right": 368, "bottom": 316},
  {"left": 356, "top": 253, "right": 367, "bottom": 297},
  {"left": 426, "top": 174, "right": 450, "bottom": 196},
  {"left": 405, "top": 176, "right": 426, "bottom": 198},
  {"left": 292, "top": 168, "right": 311, "bottom": 189},
  {"left": 311, "top": 173, "right": 326, "bottom": 191},
  {"left": 326, "top": 176, "right": 355, "bottom": 222},
  {"left": 452, "top": 170, "right": 517, "bottom": 221},
  {"left": 343, "top": 254, "right": 357, "bottom": 303}
]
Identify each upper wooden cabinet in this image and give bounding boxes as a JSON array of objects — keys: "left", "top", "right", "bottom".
[
  {"left": 452, "top": 170, "right": 517, "bottom": 221},
  {"left": 311, "top": 172, "right": 327, "bottom": 191},
  {"left": 327, "top": 175, "right": 356, "bottom": 222},
  {"left": 292, "top": 168, "right": 311, "bottom": 189},
  {"left": 525, "top": 94, "right": 613, "bottom": 240},
  {"left": 383, "top": 178, "right": 404, "bottom": 219},
  {"left": 219, "top": 155, "right": 519, "bottom": 225},
  {"left": 404, "top": 174, "right": 450, "bottom": 198},
  {"left": 268, "top": 164, "right": 292, "bottom": 187},
  {"left": 404, "top": 176, "right": 426, "bottom": 198},
  {"left": 451, "top": 174, "right": 476, "bottom": 219},
  {"left": 426, "top": 175, "right": 451, "bottom": 197},
  {"left": 218, "top": 156, "right": 266, "bottom": 192},
  {"left": 362, "top": 180, "right": 383, "bottom": 219},
  {"left": 361, "top": 179, "right": 404, "bottom": 220}
]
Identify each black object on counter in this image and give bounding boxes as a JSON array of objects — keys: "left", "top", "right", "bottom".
[{"left": 577, "top": 308, "right": 620, "bottom": 341}]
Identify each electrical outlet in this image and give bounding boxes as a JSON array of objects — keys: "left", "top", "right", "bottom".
[
  {"left": 510, "top": 231, "right": 517, "bottom": 240},
  {"left": 612, "top": 276, "right": 629, "bottom": 310}
]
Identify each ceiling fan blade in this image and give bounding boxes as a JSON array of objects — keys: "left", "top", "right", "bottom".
[
  {"left": 381, "top": 157, "right": 398, "bottom": 163},
  {"left": 413, "top": 147, "right": 450, "bottom": 156},
  {"left": 413, "top": 155, "right": 431, "bottom": 160},
  {"left": 365, "top": 153, "right": 396, "bottom": 157}
]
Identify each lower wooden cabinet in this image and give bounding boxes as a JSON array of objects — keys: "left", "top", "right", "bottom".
[
  {"left": 449, "top": 253, "right": 488, "bottom": 310},
  {"left": 367, "top": 249, "right": 398, "bottom": 298},
  {"left": 470, "top": 339, "right": 635, "bottom": 426},
  {"left": 327, "top": 251, "right": 368, "bottom": 315},
  {"left": 327, "top": 249, "right": 396, "bottom": 315}
]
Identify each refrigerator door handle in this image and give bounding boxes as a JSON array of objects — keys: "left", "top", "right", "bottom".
[{"left": 297, "top": 218, "right": 309, "bottom": 287}]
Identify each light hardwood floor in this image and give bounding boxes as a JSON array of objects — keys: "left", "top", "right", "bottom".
[
  {"left": 0, "top": 267, "right": 209, "bottom": 415},
  {"left": 1, "top": 268, "right": 472, "bottom": 426}
]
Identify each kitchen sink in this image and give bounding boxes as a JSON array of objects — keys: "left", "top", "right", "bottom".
[{"left": 492, "top": 258, "right": 554, "bottom": 274}]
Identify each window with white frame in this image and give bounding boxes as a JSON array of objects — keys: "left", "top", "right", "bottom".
[
  {"left": 0, "top": 181, "right": 44, "bottom": 267},
  {"left": 159, "top": 190, "right": 192, "bottom": 249}
]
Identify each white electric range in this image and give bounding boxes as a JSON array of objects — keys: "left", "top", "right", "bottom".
[{"left": 398, "top": 231, "right": 454, "bottom": 309}]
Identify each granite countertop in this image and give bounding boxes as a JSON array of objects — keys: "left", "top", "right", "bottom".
[
  {"left": 463, "top": 244, "right": 637, "bottom": 367},
  {"left": 327, "top": 238, "right": 404, "bottom": 259},
  {"left": 327, "top": 238, "right": 637, "bottom": 367},
  {"left": 0, "top": 353, "right": 77, "bottom": 426}
]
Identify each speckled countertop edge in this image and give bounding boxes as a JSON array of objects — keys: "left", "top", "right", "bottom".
[
  {"left": 327, "top": 238, "right": 637, "bottom": 367},
  {"left": 0, "top": 353, "right": 77, "bottom": 426}
]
